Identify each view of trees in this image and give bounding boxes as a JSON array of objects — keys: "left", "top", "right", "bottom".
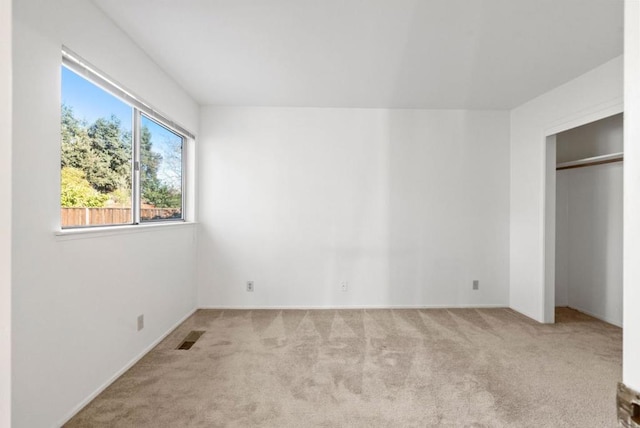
[
  {"left": 60, "top": 167, "right": 109, "bottom": 208},
  {"left": 61, "top": 105, "right": 181, "bottom": 208}
]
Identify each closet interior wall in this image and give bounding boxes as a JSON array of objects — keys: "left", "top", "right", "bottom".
[{"left": 555, "top": 113, "right": 623, "bottom": 326}]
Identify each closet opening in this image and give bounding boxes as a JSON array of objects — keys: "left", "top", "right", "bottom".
[{"left": 546, "top": 113, "right": 623, "bottom": 326}]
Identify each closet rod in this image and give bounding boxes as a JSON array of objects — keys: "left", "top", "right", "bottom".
[{"left": 556, "top": 152, "right": 623, "bottom": 171}]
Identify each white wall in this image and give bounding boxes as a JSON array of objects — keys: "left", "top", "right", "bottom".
[
  {"left": 0, "top": 0, "right": 11, "bottom": 426},
  {"left": 554, "top": 116, "right": 623, "bottom": 327},
  {"left": 624, "top": 0, "right": 640, "bottom": 393},
  {"left": 198, "top": 107, "right": 510, "bottom": 309},
  {"left": 509, "top": 56, "right": 623, "bottom": 323},
  {"left": 12, "top": 1, "right": 199, "bottom": 427},
  {"left": 544, "top": 135, "right": 557, "bottom": 324},
  {"left": 554, "top": 169, "right": 569, "bottom": 307},
  {"left": 556, "top": 165, "right": 623, "bottom": 326}
]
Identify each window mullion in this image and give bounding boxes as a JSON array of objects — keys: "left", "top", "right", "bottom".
[
  {"left": 132, "top": 108, "right": 141, "bottom": 225},
  {"left": 181, "top": 138, "right": 187, "bottom": 221}
]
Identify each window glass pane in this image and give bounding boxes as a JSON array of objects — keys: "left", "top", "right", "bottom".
[
  {"left": 140, "top": 115, "right": 183, "bottom": 221},
  {"left": 61, "top": 66, "right": 133, "bottom": 227}
]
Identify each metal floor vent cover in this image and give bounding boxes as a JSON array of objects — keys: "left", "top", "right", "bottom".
[{"left": 177, "top": 331, "right": 205, "bottom": 350}]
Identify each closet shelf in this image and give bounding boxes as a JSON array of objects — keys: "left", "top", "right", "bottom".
[{"left": 556, "top": 152, "right": 623, "bottom": 170}]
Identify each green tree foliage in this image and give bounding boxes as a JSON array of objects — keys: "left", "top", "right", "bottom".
[
  {"left": 61, "top": 105, "right": 95, "bottom": 177},
  {"left": 61, "top": 105, "right": 131, "bottom": 194},
  {"left": 140, "top": 125, "right": 162, "bottom": 191},
  {"left": 61, "top": 105, "right": 181, "bottom": 209},
  {"left": 140, "top": 126, "right": 181, "bottom": 208},
  {"left": 108, "top": 187, "right": 131, "bottom": 206},
  {"left": 85, "top": 116, "right": 131, "bottom": 193},
  {"left": 60, "top": 167, "right": 108, "bottom": 207},
  {"left": 142, "top": 182, "right": 181, "bottom": 208},
  {"left": 62, "top": 105, "right": 131, "bottom": 207}
]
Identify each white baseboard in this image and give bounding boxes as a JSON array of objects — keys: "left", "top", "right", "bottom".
[
  {"left": 56, "top": 307, "right": 197, "bottom": 427},
  {"left": 197, "top": 303, "right": 507, "bottom": 310},
  {"left": 567, "top": 305, "right": 622, "bottom": 327}
]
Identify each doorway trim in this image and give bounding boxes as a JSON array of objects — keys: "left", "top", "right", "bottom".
[{"left": 542, "top": 100, "right": 623, "bottom": 323}]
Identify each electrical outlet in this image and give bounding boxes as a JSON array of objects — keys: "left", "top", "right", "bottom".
[
  {"left": 137, "top": 314, "right": 144, "bottom": 331},
  {"left": 341, "top": 281, "right": 348, "bottom": 292},
  {"left": 473, "top": 280, "right": 479, "bottom": 290},
  {"left": 247, "top": 281, "right": 254, "bottom": 292}
]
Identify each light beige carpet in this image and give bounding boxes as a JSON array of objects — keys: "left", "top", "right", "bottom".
[{"left": 65, "top": 308, "right": 621, "bottom": 427}]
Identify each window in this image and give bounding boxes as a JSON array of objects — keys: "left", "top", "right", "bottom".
[
  {"left": 139, "top": 115, "right": 184, "bottom": 222},
  {"left": 60, "top": 48, "right": 192, "bottom": 228}
]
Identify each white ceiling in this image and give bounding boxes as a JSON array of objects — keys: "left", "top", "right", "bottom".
[{"left": 93, "top": 0, "right": 622, "bottom": 109}]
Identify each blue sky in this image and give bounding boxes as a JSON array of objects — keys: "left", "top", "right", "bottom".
[
  {"left": 62, "top": 66, "right": 132, "bottom": 130},
  {"left": 62, "top": 66, "right": 182, "bottom": 188}
]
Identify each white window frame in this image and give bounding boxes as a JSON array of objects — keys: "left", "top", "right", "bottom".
[{"left": 61, "top": 47, "right": 194, "bottom": 229}]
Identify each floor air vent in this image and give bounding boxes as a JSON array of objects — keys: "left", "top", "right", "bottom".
[{"left": 177, "top": 331, "right": 205, "bottom": 350}]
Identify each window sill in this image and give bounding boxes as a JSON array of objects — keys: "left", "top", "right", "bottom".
[{"left": 54, "top": 221, "right": 197, "bottom": 241}]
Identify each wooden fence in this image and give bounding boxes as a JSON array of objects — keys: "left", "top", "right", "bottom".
[{"left": 61, "top": 207, "right": 181, "bottom": 227}]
